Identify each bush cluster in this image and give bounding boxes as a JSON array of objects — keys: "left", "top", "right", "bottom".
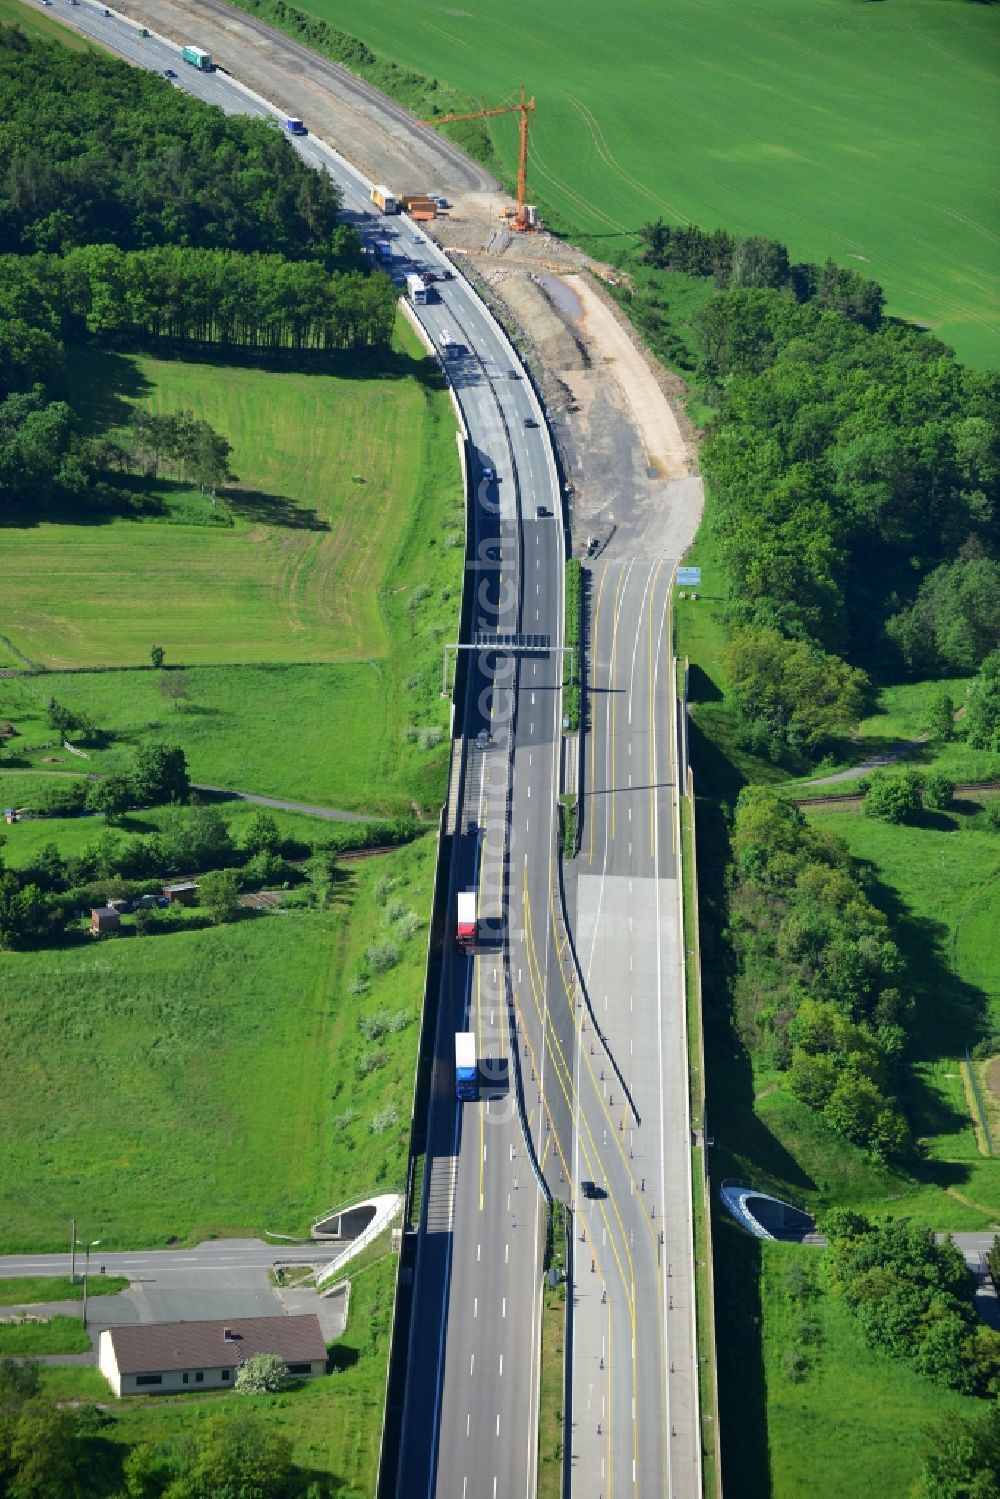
[
  {"left": 730, "top": 787, "right": 911, "bottom": 1159},
  {"left": 563, "top": 559, "right": 582, "bottom": 732},
  {"left": 825, "top": 1212, "right": 1000, "bottom": 1396}
]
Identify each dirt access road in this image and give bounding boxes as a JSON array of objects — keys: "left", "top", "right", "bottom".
[
  {"left": 103, "top": 0, "right": 703, "bottom": 559},
  {"left": 108, "top": 0, "right": 497, "bottom": 197}
]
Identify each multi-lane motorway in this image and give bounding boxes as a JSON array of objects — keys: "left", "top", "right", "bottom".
[
  {"left": 570, "top": 560, "right": 699, "bottom": 1494},
  {"left": 28, "top": 8, "right": 700, "bottom": 1495}
]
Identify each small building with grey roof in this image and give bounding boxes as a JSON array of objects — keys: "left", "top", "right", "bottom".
[{"left": 98, "top": 1313, "right": 327, "bottom": 1396}]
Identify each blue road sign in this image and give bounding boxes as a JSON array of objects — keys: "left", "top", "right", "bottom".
[{"left": 676, "top": 566, "right": 702, "bottom": 587}]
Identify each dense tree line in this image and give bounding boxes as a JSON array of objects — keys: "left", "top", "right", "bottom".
[
  {"left": 2, "top": 248, "right": 395, "bottom": 355},
  {"left": 632, "top": 211, "right": 1000, "bottom": 739},
  {"left": 724, "top": 624, "right": 870, "bottom": 759},
  {"left": 968, "top": 649, "right": 1000, "bottom": 751},
  {"left": 0, "top": 26, "right": 396, "bottom": 523},
  {"left": 0, "top": 26, "right": 349, "bottom": 262},
  {"left": 0, "top": 742, "right": 419, "bottom": 949},
  {"left": 698, "top": 292, "right": 1000, "bottom": 685},
  {"left": 887, "top": 544, "right": 1000, "bottom": 676},
  {"left": 824, "top": 1213, "right": 1000, "bottom": 1396},
  {"left": 638, "top": 219, "right": 885, "bottom": 329},
  {"left": 729, "top": 787, "right": 912, "bottom": 1159}
]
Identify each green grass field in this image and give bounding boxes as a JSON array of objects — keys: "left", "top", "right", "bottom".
[
  {"left": 0, "top": 329, "right": 463, "bottom": 812},
  {"left": 0, "top": 782, "right": 354, "bottom": 869},
  {"left": 0, "top": 663, "right": 426, "bottom": 816},
  {"left": 0, "top": 833, "right": 436, "bottom": 1252},
  {"left": 783, "top": 677, "right": 1000, "bottom": 794},
  {"left": 806, "top": 801, "right": 1000, "bottom": 1219},
  {"left": 0, "top": 1315, "right": 90, "bottom": 1356},
  {"left": 3, "top": 343, "right": 450, "bottom": 669},
  {"left": 292, "top": 0, "right": 999, "bottom": 366},
  {"left": 758, "top": 1240, "right": 988, "bottom": 1498},
  {"left": 5, "top": 0, "right": 92, "bottom": 48}
]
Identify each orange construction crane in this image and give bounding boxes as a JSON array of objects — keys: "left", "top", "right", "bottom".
[{"left": 424, "top": 86, "right": 537, "bottom": 230}]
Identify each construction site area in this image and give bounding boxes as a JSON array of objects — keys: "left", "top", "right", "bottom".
[{"left": 101, "top": 0, "right": 703, "bottom": 565}]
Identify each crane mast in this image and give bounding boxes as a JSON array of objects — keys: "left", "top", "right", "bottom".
[{"left": 423, "top": 86, "right": 537, "bottom": 231}]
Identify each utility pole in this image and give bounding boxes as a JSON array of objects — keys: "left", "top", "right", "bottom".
[
  {"left": 70, "top": 1218, "right": 77, "bottom": 1285},
  {"left": 82, "top": 1240, "right": 100, "bottom": 1332}
]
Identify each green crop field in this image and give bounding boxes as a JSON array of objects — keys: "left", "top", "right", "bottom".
[
  {"left": 0, "top": 833, "right": 436, "bottom": 1253},
  {"left": 293, "top": 0, "right": 999, "bottom": 366},
  {"left": 2, "top": 343, "right": 452, "bottom": 669}
]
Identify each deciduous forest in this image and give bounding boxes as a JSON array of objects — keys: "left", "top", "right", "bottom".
[{"left": 0, "top": 25, "right": 397, "bottom": 523}]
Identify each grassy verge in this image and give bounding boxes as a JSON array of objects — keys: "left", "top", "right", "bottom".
[
  {"left": 537, "top": 1200, "right": 566, "bottom": 1499},
  {"left": 674, "top": 514, "right": 788, "bottom": 799},
  {"left": 0, "top": 1315, "right": 90, "bottom": 1355},
  {"left": 0, "top": 1276, "right": 127, "bottom": 1305},
  {"left": 7, "top": 0, "right": 92, "bottom": 47},
  {"left": 0, "top": 833, "right": 437, "bottom": 1252},
  {"left": 558, "top": 794, "right": 577, "bottom": 862},
  {"left": 680, "top": 790, "right": 721, "bottom": 1497},
  {"left": 759, "top": 1241, "right": 989, "bottom": 1498},
  {"left": 607, "top": 268, "right": 716, "bottom": 393},
  {"left": 563, "top": 559, "right": 581, "bottom": 733}
]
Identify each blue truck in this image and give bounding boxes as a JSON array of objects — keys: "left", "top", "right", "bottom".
[{"left": 455, "top": 1032, "right": 478, "bottom": 1102}]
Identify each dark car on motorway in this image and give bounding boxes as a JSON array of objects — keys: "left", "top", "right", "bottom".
[
  {"left": 581, "top": 1180, "right": 604, "bottom": 1200},
  {"left": 524, "top": 417, "right": 538, "bottom": 428},
  {"left": 163, "top": 68, "right": 177, "bottom": 78}
]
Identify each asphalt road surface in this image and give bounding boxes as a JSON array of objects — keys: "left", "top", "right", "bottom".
[
  {"left": 0, "top": 1240, "right": 321, "bottom": 1276},
  {"left": 568, "top": 558, "right": 701, "bottom": 1496}
]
